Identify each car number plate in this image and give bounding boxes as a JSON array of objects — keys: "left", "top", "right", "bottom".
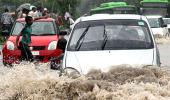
[{"left": 31, "top": 51, "right": 39, "bottom": 55}]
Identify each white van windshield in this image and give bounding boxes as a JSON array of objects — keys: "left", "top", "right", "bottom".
[{"left": 68, "top": 19, "right": 154, "bottom": 51}]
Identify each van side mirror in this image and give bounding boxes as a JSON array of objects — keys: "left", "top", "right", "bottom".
[
  {"left": 59, "top": 30, "right": 68, "bottom": 35},
  {"left": 57, "top": 36, "right": 67, "bottom": 53},
  {"left": 163, "top": 24, "right": 167, "bottom": 27}
]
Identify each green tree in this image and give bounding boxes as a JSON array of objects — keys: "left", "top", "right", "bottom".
[
  {"left": 0, "top": 0, "right": 81, "bottom": 18},
  {"left": 55, "top": 0, "right": 80, "bottom": 18}
]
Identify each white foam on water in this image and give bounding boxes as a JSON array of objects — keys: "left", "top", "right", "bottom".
[
  {"left": 155, "top": 37, "right": 170, "bottom": 44},
  {"left": 0, "top": 63, "right": 170, "bottom": 99}
]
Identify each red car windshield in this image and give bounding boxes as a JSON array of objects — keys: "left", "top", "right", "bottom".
[{"left": 11, "top": 21, "right": 57, "bottom": 36}]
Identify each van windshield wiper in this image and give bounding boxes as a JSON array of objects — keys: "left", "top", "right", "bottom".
[
  {"left": 101, "top": 25, "right": 108, "bottom": 50},
  {"left": 75, "top": 25, "right": 90, "bottom": 51}
]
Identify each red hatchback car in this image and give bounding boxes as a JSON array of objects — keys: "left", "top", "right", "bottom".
[{"left": 2, "top": 18, "right": 64, "bottom": 65}]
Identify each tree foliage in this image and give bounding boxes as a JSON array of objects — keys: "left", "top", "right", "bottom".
[
  {"left": 0, "top": 0, "right": 169, "bottom": 18},
  {"left": 0, "top": 0, "right": 80, "bottom": 18}
]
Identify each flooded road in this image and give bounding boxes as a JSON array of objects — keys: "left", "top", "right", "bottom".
[
  {"left": 0, "top": 63, "right": 170, "bottom": 99},
  {"left": 158, "top": 44, "right": 170, "bottom": 67},
  {"left": 155, "top": 37, "right": 170, "bottom": 67},
  {"left": 0, "top": 40, "right": 170, "bottom": 99}
]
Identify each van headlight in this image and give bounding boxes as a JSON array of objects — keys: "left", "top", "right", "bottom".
[
  {"left": 48, "top": 41, "right": 57, "bottom": 50},
  {"left": 7, "top": 41, "right": 15, "bottom": 50},
  {"left": 63, "top": 67, "right": 80, "bottom": 78}
]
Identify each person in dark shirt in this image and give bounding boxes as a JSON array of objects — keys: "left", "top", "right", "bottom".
[
  {"left": 16, "top": 16, "right": 34, "bottom": 62},
  {"left": 16, "top": 15, "right": 48, "bottom": 62},
  {"left": 57, "top": 31, "right": 67, "bottom": 53},
  {"left": 42, "top": 8, "right": 49, "bottom": 17},
  {"left": 1, "top": 8, "right": 14, "bottom": 37}
]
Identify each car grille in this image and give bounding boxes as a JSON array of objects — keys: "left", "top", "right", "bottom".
[
  {"left": 32, "top": 46, "right": 46, "bottom": 50},
  {"left": 34, "top": 56, "right": 44, "bottom": 61}
]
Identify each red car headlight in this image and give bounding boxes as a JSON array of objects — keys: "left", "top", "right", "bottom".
[
  {"left": 6, "top": 41, "right": 15, "bottom": 50},
  {"left": 48, "top": 41, "right": 58, "bottom": 50}
]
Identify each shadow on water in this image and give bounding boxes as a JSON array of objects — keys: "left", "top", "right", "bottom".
[{"left": 0, "top": 63, "right": 170, "bottom": 100}]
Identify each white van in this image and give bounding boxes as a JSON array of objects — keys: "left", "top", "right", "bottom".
[
  {"left": 62, "top": 14, "right": 160, "bottom": 75},
  {"left": 147, "top": 16, "right": 168, "bottom": 36}
]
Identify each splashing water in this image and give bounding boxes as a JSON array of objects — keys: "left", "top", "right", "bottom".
[
  {"left": 155, "top": 37, "right": 170, "bottom": 44},
  {"left": 0, "top": 63, "right": 170, "bottom": 100}
]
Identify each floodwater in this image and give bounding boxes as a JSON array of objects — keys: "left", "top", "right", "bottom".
[
  {"left": 155, "top": 37, "right": 170, "bottom": 67},
  {"left": 0, "top": 63, "right": 170, "bottom": 100},
  {"left": 0, "top": 38, "right": 170, "bottom": 100}
]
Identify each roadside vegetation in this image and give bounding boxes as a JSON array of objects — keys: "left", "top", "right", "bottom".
[
  {"left": 0, "top": 0, "right": 170, "bottom": 44},
  {"left": 0, "top": 35, "right": 5, "bottom": 44}
]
